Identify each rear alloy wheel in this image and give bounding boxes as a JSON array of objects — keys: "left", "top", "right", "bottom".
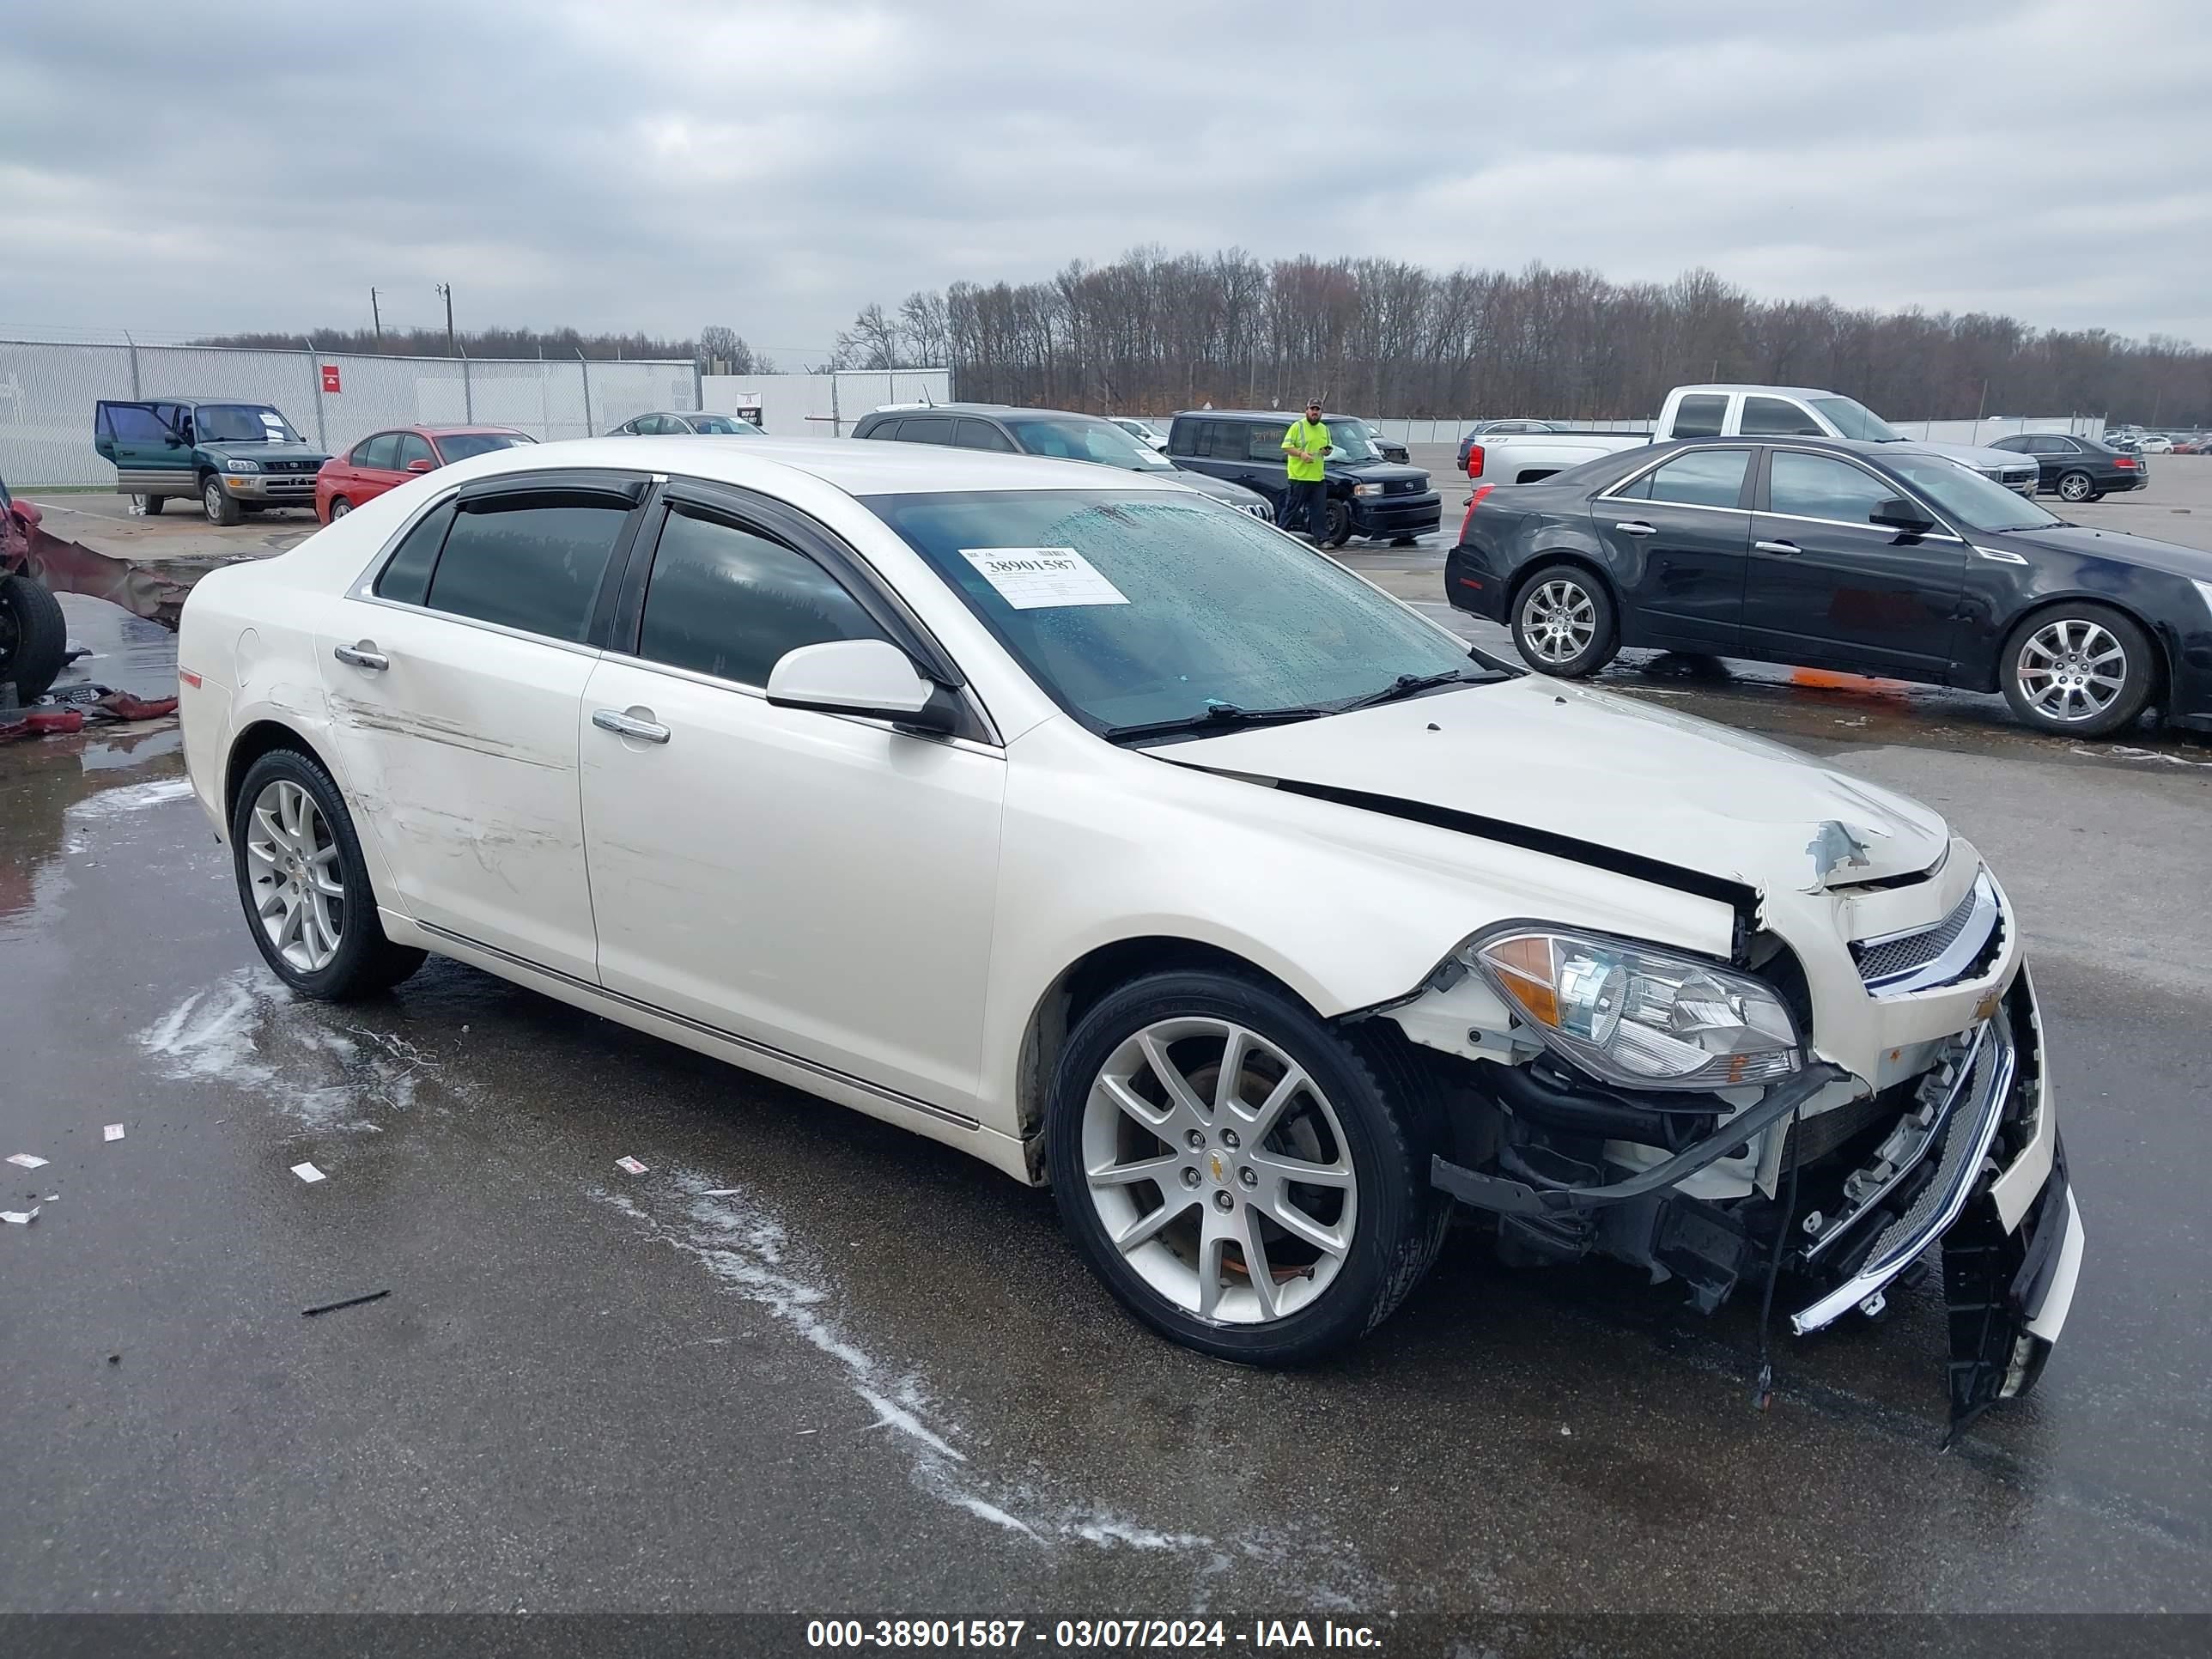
[
  {"left": 230, "top": 749, "right": 425, "bottom": 998},
  {"left": 204, "top": 475, "right": 242, "bottom": 526},
  {"left": 1511, "top": 562, "right": 1619, "bottom": 678},
  {"left": 2001, "top": 605, "right": 2154, "bottom": 737},
  {"left": 1046, "top": 971, "right": 1445, "bottom": 1365},
  {"left": 2056, "top": 470, "right": 2094, "bottom": 503}
]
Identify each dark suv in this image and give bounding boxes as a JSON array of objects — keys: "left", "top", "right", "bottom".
[
  {"left": 1985, "top": 433, "right": 2148, "bottom": 503},
  {"left": 1164, "top": 410, "right": 1440, "bottom": 546},
  {"left": 851, "top": 404, "right": 1274, "bottom": 520}
]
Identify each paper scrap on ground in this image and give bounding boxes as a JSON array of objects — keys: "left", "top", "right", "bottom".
[
  {"left": 291, "top": 1162, "right": 326, "bottom": 1183},
  {"left": 616, "top": 1156, "right": 649, "bottom": 1175},
  {"left": 2, "top": 1206, "right": 39, "bottom": 1224},
  {"left": 959, "top": 548, "right": 1128, "bottom": 610},
  {"left": 7, "top": 1153, "right": 48, "bottom": 1169},
  {"left": 104, "top": 1124, "right": 125, "bottom": 1142}
]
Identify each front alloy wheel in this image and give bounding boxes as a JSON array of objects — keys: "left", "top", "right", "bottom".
[
  {"left": 1046, "top": 971, "right": 1445, "bottom": 1364},
  {"left": 1511, "top": 562, "right": 1619, "bottom": 678},
  {"left": 2001, "top": 605, "right": 2154, "bottom": 737}
]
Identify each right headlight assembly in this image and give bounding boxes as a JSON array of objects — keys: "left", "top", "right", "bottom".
[{"left": 1466, "top": 927, "right": 1801, "bottom": 1092}]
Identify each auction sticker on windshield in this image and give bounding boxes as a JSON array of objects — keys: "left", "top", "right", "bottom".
[{"left": 960, "top": 547, "right": 1129, "bottom": 610}]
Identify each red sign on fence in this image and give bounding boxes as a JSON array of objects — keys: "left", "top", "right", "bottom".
[{"left": 319, "top": 364, "right": 342, "bottom": 393}]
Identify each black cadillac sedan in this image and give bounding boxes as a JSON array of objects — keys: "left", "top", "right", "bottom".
[{"left": 1445, "top": 436, "right": 2212, "bottom": 738}]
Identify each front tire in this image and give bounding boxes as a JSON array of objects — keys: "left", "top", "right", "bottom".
[
  {"left": 1045, "top": 970, "right": 1446, "bottom": 1366},
  {"left": 2056, "top": 470, "right": 2094, "bottom": 504},
  {"left": 329, "top": 497, "right": 352, "bottom": 520},
  {"left": 203, "top": 475, "right": 242, "bottom": 526},
  {"left": 230, "top": 748, "right": 425, "bottom": 999},
  {"left": 2000, "top": 603, "right": 2154, "bottom": 737},
  {"left": 1511, "top": 562, "right": 1620, "bottom": 678},
  {"left": 0, "top": 573, "right": 69, "bottom": 702},
  {"left": 1322, "top": 499, "right": 1352, "bottom": 550},
  {"left": 1390, "top": 535, "right": 1419, "bottom": 548}
]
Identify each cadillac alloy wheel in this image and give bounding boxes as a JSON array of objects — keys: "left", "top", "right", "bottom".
[
  {"left": 2001, "top": 605, "right": 2154, "bottom": 738},
  {"left": 1047, "top": 973, "right": 1445, "bottom": 1364},
  {"left": 1512, "top": 562, "right": 1619, "bottom": 678}
]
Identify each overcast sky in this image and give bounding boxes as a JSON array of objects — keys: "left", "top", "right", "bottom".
[{"left": 5, "top": 0, "right": 2209, "bottom": 356}]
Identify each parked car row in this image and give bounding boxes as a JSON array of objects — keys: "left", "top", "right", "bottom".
[{"left": 1449, "top": 434, "right": 2212, "bottom": 738}]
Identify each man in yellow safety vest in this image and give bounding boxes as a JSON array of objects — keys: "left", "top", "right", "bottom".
[{"left": 1280, "top": 400, "right": 1334, "bottom": 544}]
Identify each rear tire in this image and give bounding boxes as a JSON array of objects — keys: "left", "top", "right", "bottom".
[
  {"left": 1511, "top": 562, "right": 1620, "bottom": 678},
  {"left": 2056, "top": 470, "right": 2094, "bottom": 504},
  {"left": 1999, "top": 602, "right": 2154, "bottom": 738},
  {"left": 203, "top": 475, "right": 242, "bottom": 526},
  {"left": 131, "top": 494, "right": 166, "bottom": 517},
  {"left": 229, "top": 747, "right": 426, "bottom": 1000},
  {"left": 0, "top": 573, "right": 69, "bottom": 702},
  {"left": 1045, "top": 970, "right": 1446, "bottom": 1366}
]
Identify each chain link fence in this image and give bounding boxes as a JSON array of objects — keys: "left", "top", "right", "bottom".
[{"left": 0, "top": 335, "right": 700, "bottom": 487}]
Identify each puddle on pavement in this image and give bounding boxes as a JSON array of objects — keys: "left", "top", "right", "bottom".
[{"left": 55, "top": 592, "right": 182, "bottom": 701}]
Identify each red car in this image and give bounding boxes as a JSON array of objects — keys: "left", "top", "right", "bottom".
[{"left": 314, "top": 426, "right": 537, "bottom": 523}]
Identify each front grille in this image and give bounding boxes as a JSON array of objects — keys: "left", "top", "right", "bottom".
[
  {"left": 1850, "top": 872, "right": 2002, "bottom": 996},
  {"left": 1855, "top": 886, "right": 1978, "bottom": 983},
  {"left": 1387, "top": 478, "right": 1418, "bottom": 495}
]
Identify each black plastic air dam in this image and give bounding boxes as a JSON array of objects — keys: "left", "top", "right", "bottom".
[
  {"left": 1482, "top": 1057, "right": 1721, "bottom": 1144},
  {"left": 1431, "top": 1062, "right": 1848, "bottom": 1218}
]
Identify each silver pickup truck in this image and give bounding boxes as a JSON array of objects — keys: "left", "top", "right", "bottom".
[{"left": 1464, "top": 384, "right": 2043, "bottom": 496}]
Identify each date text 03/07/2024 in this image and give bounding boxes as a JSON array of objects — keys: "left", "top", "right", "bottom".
[{"left": 803, "top": 1618, "right": 1383, "bottom": 1650}]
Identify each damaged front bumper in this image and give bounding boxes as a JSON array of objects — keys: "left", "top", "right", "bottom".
[{"left": 1428, "top": 969, "right": 2084, "bottom": 1421}]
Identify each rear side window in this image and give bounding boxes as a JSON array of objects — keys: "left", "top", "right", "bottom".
[
  {"left": 1767, "top": 453, "right": 1894, "bottom": 525},
  {"left": 1245, "top": 423, "right": 1289, "bottom": 462},
  {"left": 373, "top": 504, "right": 454, "bottom": 605},
  {"left": 955, "top": 419, "right": 1015, "bottom": 452},
  {"left": 423, "top": 495, "right": 631, "bottom": 641},
  {"left": 1741, "top": 397, "right": 1824, "bottom": 437},
  {"left": 355, "top": 433, "right": 399, "bottom": 469},
  {"left": 1670, "top": 394, "right": 1728, "bottom": 440},
  {"left": 1617, "top": 449, "right": 1750, "bottom": 508},
  {"left": 897, "top": 416, "right": 955, "bottom": 446},
  {"left": 862, "top": 418, "right": 901, "bottom": 441},
  {"left": 636, "top": 507, "right": 885, "bottom": 686}
]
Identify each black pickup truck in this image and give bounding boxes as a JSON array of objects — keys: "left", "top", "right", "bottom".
[{"left": 1164, "top": 410, "right": 1441, "bottom": 546}]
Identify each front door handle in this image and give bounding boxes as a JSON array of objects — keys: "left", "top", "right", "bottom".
[
  {"left": 592, "top": 708, "right": 671, "bottom": 745},
  {"left": 1613, "top": 520, "right": 1656, "bottom": 537},
  {"left": 1753, "top": 539, "right": 1802, "bottom": 556},
  {"left": 332, "top": 641, "right": 388, "bottom": 671}
]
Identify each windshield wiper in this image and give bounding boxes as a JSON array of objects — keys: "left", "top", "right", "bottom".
[
  {"left": 1338, "top": 666, "right": 1504, "bottom": 711},
  {"left": 1102, "top": 702, "right": 1329, "bottom": 744}
]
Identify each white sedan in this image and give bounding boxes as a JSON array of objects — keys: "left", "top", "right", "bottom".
[{"left": 176, "top": 438, "right": 2082, "bottom": 1413}]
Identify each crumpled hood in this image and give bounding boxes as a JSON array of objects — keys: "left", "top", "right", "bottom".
[{"left": 1153, "top": 675, "right": 1951, "bottom": 895}]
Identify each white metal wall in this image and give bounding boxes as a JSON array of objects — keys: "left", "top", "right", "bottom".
[
  {"left": 0, "top": 336, "right": 698, "bottom": 487},
  {"left": 700, "top": 369, "right": 952, "bottom": 438}
]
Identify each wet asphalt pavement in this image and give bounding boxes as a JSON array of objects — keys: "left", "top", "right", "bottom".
[{"left": 3, "top": 481, "right": 2210, "bottom": 1618}]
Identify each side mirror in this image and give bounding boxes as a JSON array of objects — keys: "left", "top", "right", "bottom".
[
  {"left": 765, "top": 639, "right": 955, "bottom": 733},
  {"left": 1870, "top": 497, "right": 1936, "bottom": 534},
  {"left": 406, "top": 458, "right": 434, "bottom": 474}
]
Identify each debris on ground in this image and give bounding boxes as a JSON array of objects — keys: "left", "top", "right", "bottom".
[
  {"left": 290, "top": 1162, "right": 326, "bottom": 1183},
  {"left": 2, "top": 1206, "right": 39, "bottom": 1224},
  {"left": 301, "top": 1289, "right": 392, "bottom": 1318},
  {"left": 616, "top": 1156, "right": 649, "bottom": 1175},
  {"left": 7, "top": 1153, "right": 49, "bottom": 1169},
  {"left": 0, "top": 680, "right": 180, "bottom": 743},
  {"left": 103, "top": 1124, "right": 125, "bottom": 1142}
]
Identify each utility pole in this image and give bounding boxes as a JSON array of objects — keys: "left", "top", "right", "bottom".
[
  {"left": 435, "top": 283, "right": 456, "bottom": 357},
  {"left": 370, "top": 288, "right": 384, "bottom": 351}
]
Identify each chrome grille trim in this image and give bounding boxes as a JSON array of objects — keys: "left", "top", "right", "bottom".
[{"left": 1851, "top": 871, "right": 2002, "bottom": 997}]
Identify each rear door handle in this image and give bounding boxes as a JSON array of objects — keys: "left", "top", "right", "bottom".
[
  {"left": 332, "top": 641, "right": 388, "bottom": 671},
  {"left": 1613, "top": 520, "right": 1656, "bottom": 537},
  {"left": 1754, "top": 539, "right": 1802, "bottom": 556},
  {"left": 592, "top": 708, "right": 671, "bottom": 745}
]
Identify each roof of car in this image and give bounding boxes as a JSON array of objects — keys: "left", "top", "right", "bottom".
[
  {"left": 1170, "top": 409, "right": 1354, "bottom": 422},
  {"left": 386, "top": 424, "right": 526, "bottom": 436},
  {"left": 1669, "top": 384, "right": 1842, "bottom": 401},
  {"left": 428, "top": 434, "right": 1193, "bottom": 499}
]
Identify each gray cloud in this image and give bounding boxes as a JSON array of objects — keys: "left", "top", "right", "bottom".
[{"left": 3, "top": 0, "right": 2207, "bottom": 353}]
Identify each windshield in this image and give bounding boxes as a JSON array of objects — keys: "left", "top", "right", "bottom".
[
  {"left": 690, "top": 415, "right": 762, "bottom": 435},
  {"left": 1808, "top": 396, "right": 1901, "bottom": 443},
  {"left": 436, "top": 431, "right": 537, "bottom": 462},
  {"left": 1324, "top": 421, "right": 1380, "bottom": 462},
  {"left": 195, "top": 404, "right": 301, "bottom": 444},
  {"left": 1886, "top": 454, "right": 2062, "bottom": 532},
  {"left": 866, "top": 489, "right": 1480, "bottom": 735},
  {"left": 1006, "top": 416, "right": 1178, "bottom": 471}
]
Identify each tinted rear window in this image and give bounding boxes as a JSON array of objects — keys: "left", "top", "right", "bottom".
[{"left": 1671, "top": 394, "right": 1728, "bottom": 440}]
